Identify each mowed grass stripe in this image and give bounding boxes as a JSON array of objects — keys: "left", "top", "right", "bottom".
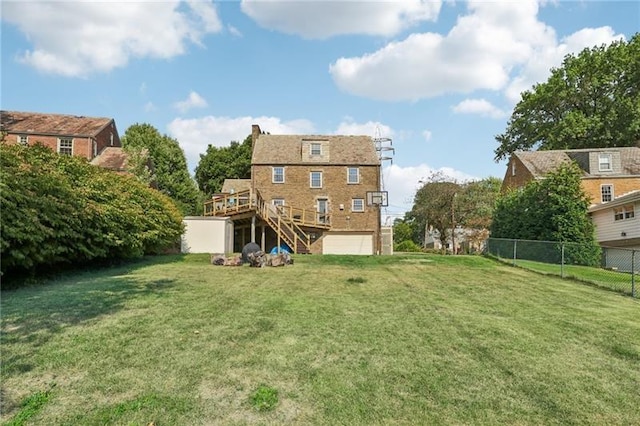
[{"left": 1, "top": 254, "right": 638, "bottom": 425}]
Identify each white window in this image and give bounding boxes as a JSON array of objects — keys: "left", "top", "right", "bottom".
[
  {"left": 347, "top": 167, "right": 360, "bottom": 184},
  {"left": 511, "top": 161, "right": 516, "bottom": 176},
  {"left": 310, "top": 171, "right": 322, "bottom": 188},
  {"left": 110, "top": 132, "right": 114, "bottom": 146},
  {"left": 310, "top": 143, "right": 322, "bottom": 156},
  {"left": 58, "top": 138, "right": 73, "bottom": 156},
  {"left": 272, "top": 167, "right": 285, "bottom": 183},
  {"left": 272, "top": 199, "right": 285, "bottom": 207},
  {"left": 601, "top": 185, "right": 613, "bottom": 203},
  {"left": 18, "top": 135, "right": 28, "bottom": 146},
  {"left": 599, "top": 154, "right": 612, "bottom": 172},
  {"left": 614, "top": 204, "right": 635, "bottom": 221},
  {"left": 352, "top": 198, "right": 365, "bottom": 212}
]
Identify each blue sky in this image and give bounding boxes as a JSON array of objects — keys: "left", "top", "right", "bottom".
[{"left": 2, "top": 1, "right": 638, "bottom": 220}]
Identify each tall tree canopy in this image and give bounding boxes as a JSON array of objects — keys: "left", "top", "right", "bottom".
[
  {"left": 495, "top": 34, "right": 640, "bottom": 161},
  {"left": 122, "top": 124, "right": 200, "bottom": 215},
  {"left": 195, "top": 135, "right": 252, "bottom": 197},
  {"left": 490, "top": 162, "right": 600, "bottom": 265}
]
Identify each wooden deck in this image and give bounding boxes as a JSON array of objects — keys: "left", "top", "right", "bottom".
[{"left": 203, "top": 189, "right": 331, "bottom": 253}]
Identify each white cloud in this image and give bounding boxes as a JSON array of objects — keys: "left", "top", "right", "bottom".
[
  {"left": 228, "top": 25, "right": 243, "bottom": 37},
  {"left": 452, "top": 98, "right": 507, "bottom": 119},
  {"left": 2, "top": 0, "right": 222, "bottom": 77},
  {"left": 382, "top": 163, "right": 478, "bottom": 220},
  {"left": 240, "top": 0, "right": 441, "bottom": 39},
  {"left": 174, "top": 91, "right": 209, "bottom": 113},
  {"left": 144, "top": 101, "right": 157, "bottom": 112},
  {"left": 504, "top": 26, "right": 624, "bottom": 103},
  {"left": 168, "top": 115, "right": 315, "bottom": 172},
  {"left": 334, "top": 120, "right": 394, "bottom": 138},
  {"left": 329, "top": 0, "right": 624, "bottom": 104},
  {"left": 422, "top": 130, "right": 432, "bottom": 141}
]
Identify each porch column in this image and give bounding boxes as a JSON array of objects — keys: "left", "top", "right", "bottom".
[
  {"left": 261, "top": 225, "right": 266, "bottom": 251},
  {"left": 251, "top": 215, "right": 256, "bottom": 243}
]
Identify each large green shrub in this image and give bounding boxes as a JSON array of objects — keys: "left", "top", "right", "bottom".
[{"left": 0, "top": 143, "right": 184, "bottom": 278}]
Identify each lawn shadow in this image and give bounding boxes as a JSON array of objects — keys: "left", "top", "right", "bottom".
[{"left": 1, "top": 258, "right": 181, "bottom": 376}]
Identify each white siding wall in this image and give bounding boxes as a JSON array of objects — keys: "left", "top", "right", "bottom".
[
  {"left": 591, "top": 201, "right": 640, "bottom": 243},
  {"left": 181, "top": 217, "right": 233, "bottom": 254},
  {"left": 322, "top": 232, "right": 374, "bottom": 255}
]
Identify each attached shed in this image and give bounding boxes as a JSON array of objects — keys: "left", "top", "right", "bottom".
[
  {"left": 181, "top": 216, "right": 233, "bottom": 254},
  {"left": 322, "top": 231, "right": 374, "bottom": 255}
]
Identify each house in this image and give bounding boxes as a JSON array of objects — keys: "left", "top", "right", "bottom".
[
  {"left": 501, "top": 147, "right": 640, "bottom": 205},
  {"left": 588, "top": 190, "right": 639, "bottom": 249},
  {"left": 0, "top": 110, "right": 121, "bottom": 161},
  {"left": 203, "top": 124, "right": 384, "bottom": 254}
]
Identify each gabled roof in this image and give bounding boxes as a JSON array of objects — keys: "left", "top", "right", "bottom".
[
  {"left": 1, "top": 110, "right": 113, "bottom": 137},
  {"left": 252, "top": 133, "right": 379, "bottom": 165},
  {"left": 90, "top": 147, "right": 129, "bottom": 171},
  {"left": 514, "top": 147, "right": 640, "bottom": 178},
  {"left": 221, "top": 179, "right": 251, "bottom": 193},
  {"left": 588, "top": 190, "right": 640, "bottom": 213}
]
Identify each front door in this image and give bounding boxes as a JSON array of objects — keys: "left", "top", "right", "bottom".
[{"left": 317, "top": 198, "right": 328, "bottom": 224}]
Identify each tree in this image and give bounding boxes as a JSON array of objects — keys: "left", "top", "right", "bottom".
[
  {"left": 195, "top": 135, "right": 252, "bottom": 196},
  {"left": 490, "top": 162, "right": 600, "bottom": 265},
  {"left": 409, "top": 172, "right": 461, "bottom": 250},
  {"left": 495, "top": 34, "right": 640, "bottom": 161},
  {"left": 122, "top": 124, "right": 200, "bottom": 215}
]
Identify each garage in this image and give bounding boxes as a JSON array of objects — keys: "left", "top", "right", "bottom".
[{"left": 322, "top": 232, "right": 374, "bottom": 255}]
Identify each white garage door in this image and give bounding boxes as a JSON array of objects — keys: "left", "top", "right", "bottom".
[{"left": 322, "top": 234, "right": 374, "bottom": 255}]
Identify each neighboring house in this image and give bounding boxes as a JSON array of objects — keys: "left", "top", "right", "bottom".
[
  {"left": 1, "top": 110, "right": 121, "bottom": 161},
  {"left": 588, "top": 190, "right": 640, "bottom": 249},
  {"left": 204, "top": 124, "right": 383, "bottom": 254},
  {"left": 501, "top": 147, "right": 640, "bottom": 205}
]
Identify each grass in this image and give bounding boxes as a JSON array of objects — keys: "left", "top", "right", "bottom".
[
  {"left": 1, "top": 253, "right": 639, "bottom": 425},
  {"left": 495, "top": 257, "right": 637, "bottom": 295}
]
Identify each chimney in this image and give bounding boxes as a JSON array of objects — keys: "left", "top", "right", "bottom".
[{"left": 251, "top": 124, "right": 261, "bottom": 149}]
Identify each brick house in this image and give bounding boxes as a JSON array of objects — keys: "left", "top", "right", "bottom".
[
  {"left": 204, "top": 124, "right": 383, "bottom": 254},
  {"left": 501, "top": 147, "right": 640, "bottom": 205},
  {"left": 1, "top": 110, "right": 121, "bottom": 161}
]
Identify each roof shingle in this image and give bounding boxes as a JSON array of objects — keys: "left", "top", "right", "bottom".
[{"left": 1, "top": 110, "right": 113, "bottom": 137}]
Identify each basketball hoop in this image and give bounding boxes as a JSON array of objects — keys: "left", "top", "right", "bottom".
[{"left": 366, "top": 191, "right": 388, "bottom": 207}]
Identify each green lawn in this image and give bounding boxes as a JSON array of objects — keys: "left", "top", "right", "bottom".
[{"left": 2, "top": 254, "right": 639, "bottom": 425}]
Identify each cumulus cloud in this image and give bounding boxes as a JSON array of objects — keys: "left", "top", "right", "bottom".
[
  {"left": 168, "top": 115, "right": 315, "bottom": 171},
  {"left": 329, "top": 0, "right": 624, "bottom": 103},
  {"left": 174, "top": 91, "right": 209, "bottom": 113},
  {"left": 240, "top": 0, "right": 441, "bottom": 39},
  {"left": 452, "top": 98, "right": 507, "bottom": 119},
  {"left": 422, "top": 130, "right": 433, "bottom": 141},
  {"left": 2, "top": 0, "right": 222, "bottom": 77},
  {"left": 227, "top": 25, "right": 243, "bottom": 37}
]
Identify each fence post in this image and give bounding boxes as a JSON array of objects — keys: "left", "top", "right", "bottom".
[
  {"left": 561, "top": 243, "right": 565, "bottom": 278},
  {"left": 513, "top": 239, "right": 517, "bottom": 266},
  {"left": 632, "top": 250, "right": 636, "bottom": 298}
]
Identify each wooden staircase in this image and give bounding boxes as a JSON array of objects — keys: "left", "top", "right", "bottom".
[{"left": 203, "top": 189, "right": 330, "bottom": 254}]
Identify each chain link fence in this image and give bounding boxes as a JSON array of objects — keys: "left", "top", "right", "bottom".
[{"left": 485, "top": 238, "right": 638, "bottom": 297}]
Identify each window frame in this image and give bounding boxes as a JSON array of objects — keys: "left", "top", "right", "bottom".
[
  {"left": 614, "top": 204, "right": 635, "bottom": 221},
  {"left": 598, "top": 153, "right": 612, "bottom": 172},
  {"left": 272, "top": 198, "right": 285, "bottom": 207},
  {"left": 347, "top": 167, "right": 360, "bottom": 184},
  {"left": 310, "top": 171, "right": 323, "bottom": 189},
  {"left": 58, "top": 137, "right": 73, "bottom": 156},
  {"left": 352, "top": 198, "right": 365, "bottom": 212},
  {"left": 18, "top": 135, "right": 28, "bottom": 146},
  {"left": 601, "top": 184, "right": 613, "bottom": 203},
  {"left": 310, "top": 143, "right": 322, "bottom": 156},
  {"left": 272, "top": 166, "right": 285, "bottom": 184}
]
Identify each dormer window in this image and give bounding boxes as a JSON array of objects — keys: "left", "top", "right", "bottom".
[
  {"left": 598, "top": 154, "right": 612, "bottom": 172},
  {"left": 310, "top": 143, "right": 322, "bottom": 156}
]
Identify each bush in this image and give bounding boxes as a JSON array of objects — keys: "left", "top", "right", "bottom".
[
  {"left": 394, "top": 240, "right": 423, "bottom": 252},
  {"left": 0, "top": 143, "right": 184, "bottom": 280}
]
